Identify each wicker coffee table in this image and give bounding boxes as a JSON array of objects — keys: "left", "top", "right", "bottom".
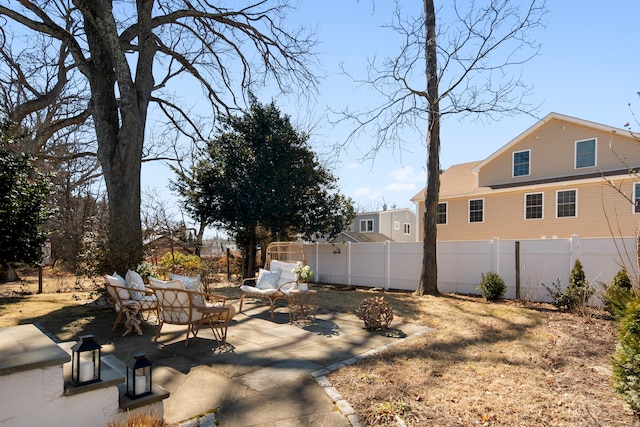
[
  {"left": 288, "top": 289, "right": 317, "bottom": 325},
  {"left": 196, "top": 306, "right": 230, "bottom": 346}
]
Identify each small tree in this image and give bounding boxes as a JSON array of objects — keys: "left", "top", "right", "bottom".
[
  {"left": 544, "top": 259, "right": 595, "bottom": 312},
  {"left": 612, "top": 298, "right": 640, "bottom": 419},
  {"left": 0, "top": 120, "right": 53, "bottom": 281},
  {"left": 604, "top": 268, "right": 636, "bottom": 321}
]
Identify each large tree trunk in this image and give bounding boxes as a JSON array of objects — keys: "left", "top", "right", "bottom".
[
  {"left": 100, "top": 127, "right": 144, "bottom": 274},
  {"left": 244, "top": 226, "right": 258, "bottom": 278},
  {"left": 79, "top": 0, "right": 154, "bottom": 274},
  {"left": 417, "top": 0, "right": 440, "bottom": 296}
]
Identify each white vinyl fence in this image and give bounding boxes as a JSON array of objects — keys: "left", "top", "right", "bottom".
[{"left": 303, "top": 235, "right": 638, "bottom": 303}]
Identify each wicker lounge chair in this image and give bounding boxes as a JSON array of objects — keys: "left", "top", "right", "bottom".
[
  {"left": 104, "top": 281, "right": 157, "bottom": 332},
  {"left": 150, "top": 279, "right": 228, "bottom": 346},
  {"left": 239, "top": 242, "right": 307, "bottom": 318}
]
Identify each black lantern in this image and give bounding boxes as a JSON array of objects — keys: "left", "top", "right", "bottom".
[
  {"left": 71, "top": 334, "right": 101, "bottom": 386},
  {"left": 126, "top": 353, "right": 152, "bottom": 399}
]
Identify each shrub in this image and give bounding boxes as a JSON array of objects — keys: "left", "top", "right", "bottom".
[
  {"left": 612, "top": 298, "right": 640, "bottom": 418},
  {"left": 613, "top": 268, "right": 633, "bottom": 290},
  {"left": 543, "top": 259, "right": 594, "bottom": 312},
  {"left": 476, "top": 272, "right": 506, "bottom": 301},
  {"left": 156, "top": 251, "right": 203, "bottom": 278},
  {"left": 604, "top": 268, "right": 636, "bottom": 321}
]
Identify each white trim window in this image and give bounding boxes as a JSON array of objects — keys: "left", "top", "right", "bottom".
[
  {"left": 575, "top": 138, "right": 597, "bottom": 169},
  {"left": 359, "top": 219, "right": 374, "bottom": 232},
  {"left": 525, "top": 192, "right": 544, "bottom": 220},
  {"left": 556, "top": 189, "right": 577, "bottom": 218},
  {"left": 469, "top": 199, "right": 484, "bottom": 223},
  {"left": 403, "top": 223, "right": 411, "bottom": 235},
  {"left": 394, "top": 221, "right": 400, "bottom": 230},
  {"left": 634, "top": 183, "right": 640, "bottom": 214},
  {"left": 436, "top": 202, "right": 447, "bottom": 225},
  {"left": 513, "top": 149, "right": 531, "bottom": 177}
]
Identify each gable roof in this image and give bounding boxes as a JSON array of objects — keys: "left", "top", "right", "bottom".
[
  {"left": 410, "top": 160, "right": 484, "bottom": 202},
  {"left": 328, "top": 231, "right": 392, "bottom": 243},
  {"left": 471, "top": 112, "right": 630, "bottom": 173}
]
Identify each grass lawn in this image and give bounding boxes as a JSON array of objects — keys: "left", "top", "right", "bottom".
[{"left": 0, "top": 268, "right": 635, "bottom": 426}]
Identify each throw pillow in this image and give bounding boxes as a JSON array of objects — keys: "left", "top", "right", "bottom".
[
  {"left": 105, "top": 273, "right": 130, "bottom": 300},
  {"left": 255, "top": 269, "right": 281, "bottom": 290},
  {"left": 171, "top": 274, "right": 204, "bottom": 307},
  {"left": 270, "top": 261, "right": 298, "bottom": 286},
  {"left": 149, "top": 277, "right": 184, "bottom": 289},
  {"left": 125, "top": 269, "right": 147, "bottom": 300},
  {"left": 170, "top": 274, "right": 203, "bottom": 293}
]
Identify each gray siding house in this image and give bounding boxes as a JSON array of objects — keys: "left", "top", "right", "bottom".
[{"left": 330, "top": 208, "right": 417, "bottom": 243}]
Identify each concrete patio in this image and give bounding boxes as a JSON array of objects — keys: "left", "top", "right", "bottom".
[{"left": 36, "top": 299, "right": 431, "bottom": 426}]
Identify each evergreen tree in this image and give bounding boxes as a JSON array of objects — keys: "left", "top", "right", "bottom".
[
  {"left": 0, "top": 119, "right": 53, "bottom": 281},
  {"left": 173, "top": 100, "right": 354, "bottom": 277}
]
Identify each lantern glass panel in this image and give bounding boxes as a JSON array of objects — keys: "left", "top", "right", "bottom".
[
  {"left": 71, "top": 334, "right": 101, "bottom": 386},
  {"left": 126, "top": 353, "right": 152, "bottom": 399}
]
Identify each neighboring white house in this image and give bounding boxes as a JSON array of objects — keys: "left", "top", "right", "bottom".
[{"left": 330, "top": 208, "right": 418, "bottom": 243}]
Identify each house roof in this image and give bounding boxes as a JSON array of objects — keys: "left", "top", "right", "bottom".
[
  {"left": 328, "top": 231, "right": 392, "bottom": 243},
  {"left": 410, "top": 160, "right": 484, "bottom": 201},
  {"left": 356, "top": 208, "right": 416, "bottom": 216},
  {"left": 471, "top": 112, "right": 630, "bottom": 173}
]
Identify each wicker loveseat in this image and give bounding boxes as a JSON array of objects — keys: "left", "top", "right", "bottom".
[{"left": 239, "top": 242, "right": 307, "bottom": 318}]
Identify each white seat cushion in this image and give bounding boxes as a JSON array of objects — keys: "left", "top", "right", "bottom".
[
  {"left": 240, "top": 285, "right": 278, "bottom": 295},
  {"left": 137, "top": 295, "right": 157, "bottom": 310}
]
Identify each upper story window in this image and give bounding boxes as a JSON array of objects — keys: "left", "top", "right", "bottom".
[
  {"left": 525, "top": 192, "right": 543, "bottom": 219},
  {"left": 436, "top": 202, "right": 447, "bottom": 225},
  {"left": 513, "top": 150, "right": 530, "bottom": 177},
  {"left": 469, "top": 199, "right": 484, "bottom": 223},
  {"left": 634, "top": 183, "right": 640, "bottom": 214},
  {"left": 575, "top": 138, "right": 596, "bottom": 169},
  {"left": 359, "top": 219, "right": 374, "bottom": 232},
  {"left": 557, "top": 189, "right": 577, "bottom": 218},
  {"left": 403, "top": 223, "right": 411, "bottom": 234},
  {"left": 394, "top": 221, "right": 400, "bottom": 230}
]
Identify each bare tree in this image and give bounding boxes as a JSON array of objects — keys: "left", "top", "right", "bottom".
[
  {"left": 0, "top": 1, "right": 318, "bottom": 273},
  {"left": 337, "top": 0, "right": 546, "bottom": 295}
]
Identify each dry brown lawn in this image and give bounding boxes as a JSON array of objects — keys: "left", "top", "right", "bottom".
[{"left": 0, "top": 268, "right": 636, "bottom": 426}]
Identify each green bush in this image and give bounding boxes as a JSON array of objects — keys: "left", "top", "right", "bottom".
[
  {"left": 604, "top": 268, "right": 636, "bottom": 321},
  {"left": 476, "top": 272, "right": 506, "bottom": 301},
  {"left": 543, "top": 259, "right": 595, "bottom": 312},
  {"left": 613, "top": 268, "right": 633, "bottom": 290},
  {"left": 612, "top": 298, "right": 640, "bottom": 418}
]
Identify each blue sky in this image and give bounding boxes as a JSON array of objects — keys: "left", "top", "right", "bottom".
[{"left": 142, "top": 0, "right": 640, "bottom": 222}]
